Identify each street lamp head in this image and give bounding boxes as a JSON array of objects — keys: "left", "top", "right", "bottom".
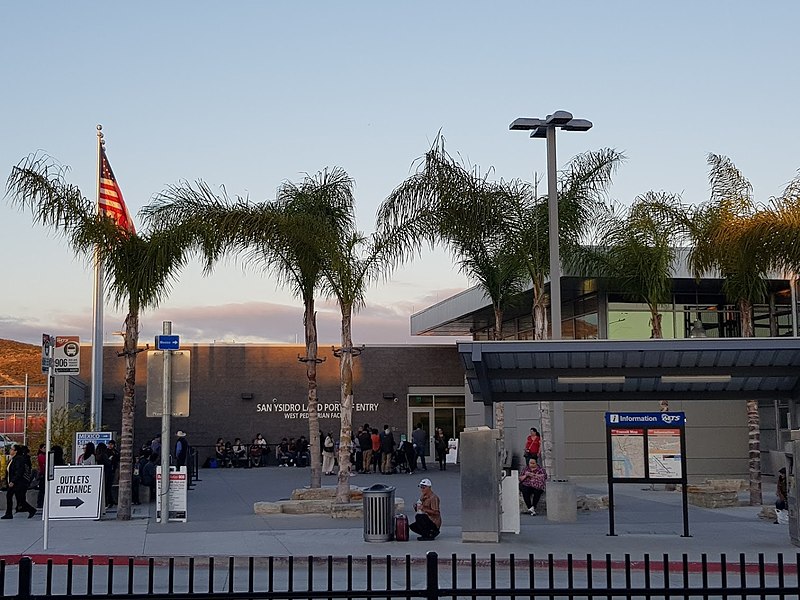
[
  {"left": 545, "top": 111, "right": 573, "bottom": 126},
  {"left": 529, "top": 127, "right": 548, "bottom": 138},
  {"left": 509, "top": 117, "right": 546, "bottom": 131},
  {"left": 562, "top": 118, "right": 593, "bottom": 132}
]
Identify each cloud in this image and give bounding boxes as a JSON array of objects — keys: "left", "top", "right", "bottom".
[{"left": 1, "top": 289, "right": 469, "bottom": 346}]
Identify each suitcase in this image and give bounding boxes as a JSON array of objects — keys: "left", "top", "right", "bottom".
[{"left": 395, "top": 513, "right": 409, "bottom": 541}]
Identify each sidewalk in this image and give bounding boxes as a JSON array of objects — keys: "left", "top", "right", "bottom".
[{"left": 0, "top": 465, "right": 796, "bottom": 563}]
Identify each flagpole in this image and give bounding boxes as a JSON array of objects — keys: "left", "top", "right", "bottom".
[{"left": 90, "top": 124, "right": 105, "bottom": 431}]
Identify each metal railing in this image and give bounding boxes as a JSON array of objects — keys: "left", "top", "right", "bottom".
[{"left": 4, "top": 552, "right": 799, "bottom": 599}]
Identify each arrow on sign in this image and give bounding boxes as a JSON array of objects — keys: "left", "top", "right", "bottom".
[{"left": 59, "top": 497, "right": 85, "bottom": 508}]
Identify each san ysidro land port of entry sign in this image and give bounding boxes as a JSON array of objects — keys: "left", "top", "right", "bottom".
[{"left": 605, "top": 412, "right": 689, "bottom": 537}]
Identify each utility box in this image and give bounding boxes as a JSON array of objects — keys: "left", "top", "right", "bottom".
[{"left": 460, "top": 427, "right": 501, "bottom": 542}]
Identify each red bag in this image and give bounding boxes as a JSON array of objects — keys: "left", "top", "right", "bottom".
[{"left": 394, "top": 513, "right": 409, "bottom": 541}]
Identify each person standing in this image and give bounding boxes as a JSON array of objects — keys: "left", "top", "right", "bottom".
[
  {"left": 358, "top": 427, "right": 373, "bottom": 474},
  {"left": 78, "top": 442, "right": 96, "bottom": 465},
  {"left": 411, "top": 423, "right": 428, "bottom": 471},
  {"left": 370, "top": 428, "right": 381, "bottom": 473},
  {"left": 36, "top": 444, "right": 46, "bottom": 509},
  {"left": 518, "top": 455, "right": 547, "bottom": 515},
  {"left": 322, "top": 432, "right": 336, "bottom": 475},
  {"left": 175, "top": 431, "right": 189, "bottom": 468},
  {"left": 409, "top": 477, "right": 441, "bottom": 540},
  {"left": 2, "top": 445, "right": 36, "bottom": 519},
  {"left": 107, "top": 440, "right": 120, "bottom": 505},
  {"left": 380, "top": 425, "right": 396, "bottom": 474},
  {"left": 775, "top": 467, "right": 788, "bottom": 524},
  {"left": 434, "top": 428, "right": 448, "bottom": 471},
  {"left": 524, "top": 428, "right": 541, "bottom": 463},
  {"left": 150, "top": 434, "right": 162, "bottom": 459},
  {"left": 95, "top": 443, "right": 115, "bottom": 510}
]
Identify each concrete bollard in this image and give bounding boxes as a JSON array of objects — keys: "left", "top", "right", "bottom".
[{"left": 546, "top": 479, "right": 577, "bottom": 522}]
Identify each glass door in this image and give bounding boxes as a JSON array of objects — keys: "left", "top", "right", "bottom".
[{"left": 409, "top": 409, "right": 434, "bottom": 457}]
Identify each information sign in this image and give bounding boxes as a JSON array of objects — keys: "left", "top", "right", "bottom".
[
  {"left": 48, "top": 465, "right": 104, "bottom": 520},
  {"left": 610, "top": 428, "right": 645, "bottom": 479},
  {"left": 647, "top": 428, "right": 682, "bottom": 478},
  {"left": 605, "top": 411, "right": 689, "bottom": 537},
  {"left": 53, "top": 336, "right": 80, "bottom": 375},
  {"left": 74, "top": 431, "right": 114, "bottom": 464},
  {"left": 156, "top": 466, "right": 188, "bottom": 522}
]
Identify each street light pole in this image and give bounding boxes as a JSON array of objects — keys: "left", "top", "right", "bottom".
[
  {"left": 545, "top": 125, "right": 561, "bottom": 340},
  {"left": 510, "top": 111, "right": 592, "bottom": 485}
]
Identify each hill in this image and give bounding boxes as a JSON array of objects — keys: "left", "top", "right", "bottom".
[{"left": 0, "top": 339, "right": 47, "bottom": 387}]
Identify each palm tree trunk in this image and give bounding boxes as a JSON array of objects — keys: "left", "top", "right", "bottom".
[
  {"left": 493, "top": 306, "right": 505, "bottom": 462},
  {"left": 739, "top": 297, "right": 762, "bottom": 505},
  {"left": 336, "top": 305, "right": 354, "bottom": 504},
  {"left": 305, "top": 299, "right": 322, "bottom": 489},
  {"left": 531, "top": 278, "right": 548, "bottom": 341},
  {"left": 117, "top": 306, "right": 139, "bottom": 521}
]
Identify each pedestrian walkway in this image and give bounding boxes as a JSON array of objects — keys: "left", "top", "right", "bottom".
[{"left": 0, "top": 465, "right": 795, "bottom": 563}]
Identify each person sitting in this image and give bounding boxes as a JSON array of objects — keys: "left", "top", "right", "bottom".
[
  {"left": 276, "top": 438, "right": 292, "bottom": 467},
  {"left": 232, "top": 438, "right": 247, "bottom": 468},
  {"left": 295, "top": 436, "right": 310, "bottom": 467},
  {"left": 518, "top": 455, "right": 547, "bottom": 515},
  {"left": 214, "top": 438, "right": 227, "bottom": 467},
  {"left": 223, "top": 442, "right": 234, "bottom": 467},
  {"left": 409, "top": 478, "right": 441, "bottom": 540},
  {"left": 249, "top": 439, "right": 263, "bottom": 468}
]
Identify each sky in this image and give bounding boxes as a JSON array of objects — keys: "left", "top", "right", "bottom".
[{"left": 2, "top": 2, "right": 799, "bottom": 348}]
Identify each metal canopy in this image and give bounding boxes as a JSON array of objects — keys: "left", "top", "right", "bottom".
[{"left": 458, "top": 338, "right": 800, "bottom": 405}]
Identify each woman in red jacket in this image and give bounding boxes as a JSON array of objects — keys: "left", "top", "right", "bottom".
[{"left": 524, "top": 428, "right": 541, "bottom": 463}]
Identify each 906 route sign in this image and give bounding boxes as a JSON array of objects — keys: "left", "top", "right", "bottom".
[{"left": 54, "top": 336, "right": 80, "bottom": 375}]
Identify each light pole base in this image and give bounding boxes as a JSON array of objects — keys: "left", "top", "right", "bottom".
[{"left": 546, "top": 479, "right": 577, "bottom": 523}]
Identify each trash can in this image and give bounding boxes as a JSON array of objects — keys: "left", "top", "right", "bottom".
[{"left": 362, "top": 483, "right": 396, "bottom": 542}]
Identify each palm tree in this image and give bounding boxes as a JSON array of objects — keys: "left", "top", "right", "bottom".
[
  {"left": 144, "top": 169, "right": 356, "bottom": 489},
  {"left": 507, "top": 148, "right": 626, "bottom": 340},
  {"left": 321, "top": 231, "right": 397, "bottom": 503},
  {"left": 642, "top": 154, "right": 777, "bottom": 505},
  {"left": 378, "top": 142, "right": 528, "bottom": 453},
  {"left": 7, "top": 154, "right": 189, "bottom": 520},
  {"left": 379, "top": 140, "right": 623, "bottom": 470},
  {"left": 579, "top": 193, "right": 683, "bottom": 412}
]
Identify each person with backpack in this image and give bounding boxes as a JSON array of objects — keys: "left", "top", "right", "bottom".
[{"left": 2, "top": 444, "right": 36, "bottom": 519}]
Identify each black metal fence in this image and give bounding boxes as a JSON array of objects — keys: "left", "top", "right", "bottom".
[{"left": 4, "top": 552, "right": 799, "bottom": 600}]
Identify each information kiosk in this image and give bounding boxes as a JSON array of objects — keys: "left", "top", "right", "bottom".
[{"left": 605, "top": 411, "right": 689, "bottom": 536}]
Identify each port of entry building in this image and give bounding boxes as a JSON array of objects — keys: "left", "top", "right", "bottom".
[
  {"left": 411, "top": 258, "right": 800, "bottom": 479},
  {"left": 76, "top": 256, "right": 799, "bottom": 478},
  {"left": 88, "top": 344, "right": 468, "bottom": 463}
]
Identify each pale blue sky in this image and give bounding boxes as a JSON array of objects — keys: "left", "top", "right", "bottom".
[{"left": 2, "top": 2, "right": 799, "bottom": 346}]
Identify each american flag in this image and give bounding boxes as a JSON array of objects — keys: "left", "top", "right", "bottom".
[{"left": 98, "top": 147, "right": 136, "bottom": 234}]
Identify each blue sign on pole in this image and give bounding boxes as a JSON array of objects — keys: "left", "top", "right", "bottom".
[{"left": 156, "top": 335, "right": 180, "bottom": 351}]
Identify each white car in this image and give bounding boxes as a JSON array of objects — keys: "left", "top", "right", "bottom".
[{"left": 0, "top": 434, "right": 17, "bottom": 450}]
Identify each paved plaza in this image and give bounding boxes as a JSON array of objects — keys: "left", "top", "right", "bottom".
[{"left": 0, "top": 465, "right": 795, "bottom": 563}]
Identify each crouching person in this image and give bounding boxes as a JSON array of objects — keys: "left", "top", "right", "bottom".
[{"left": 409, "top": 478, "right": 441, "bottom": 540}]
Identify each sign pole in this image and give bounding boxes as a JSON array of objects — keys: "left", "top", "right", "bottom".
[
  {"left": 159, "top": 321, "right": 172, "bottom": 525},
  {"left": 43, "top": 335, "right": 54, "bottom": 551}
]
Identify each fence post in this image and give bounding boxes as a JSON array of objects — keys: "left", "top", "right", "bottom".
[
  {"left": 17, "top": 557, "right": 33, "bottom": 600},
  {"left": 425, "top": 551, "right": 438, "bottom": 600}
]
